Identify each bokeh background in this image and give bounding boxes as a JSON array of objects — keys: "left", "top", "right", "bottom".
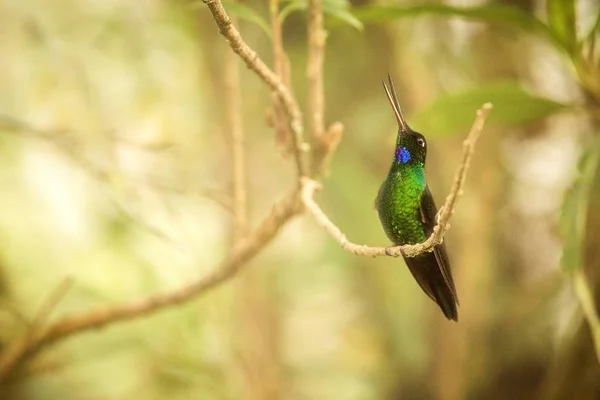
[{"left": 1, "top": 0, "right": 599, "bottom": 399}]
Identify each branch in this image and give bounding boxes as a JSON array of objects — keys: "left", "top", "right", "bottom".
[
  {"left": 0, "top": 115, "right": 187, "bottom": 248},
  {"left": 312, "top": 121, "right": 344, "bottom": 178},
  {"left": 302, "top": 103, "right": 493, "bottom": 258},
  {"left": 306, "top": 0, "right": 343, "bottom": 178},
  {"left": 29, "top": 278, "right": 73, "bottom": 333},
  {"left": 0, "top": 115, "right": 108, "bottom": 181},
  {"left": 307, "top": 0, "right": 325, "bottom": 140},
  {"left": 203, "top": 0, "right": 309, "bottom": 178},
  {"left": 223, "top": 15, "right": 248, "bottom": 241},
  {"left": 0, "top": 190, "right": 302, "bottom": 383},
  {"left": 269, "top": 0, "right": 294, "bottom": 156}
]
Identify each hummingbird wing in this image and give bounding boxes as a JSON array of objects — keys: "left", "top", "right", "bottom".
[
  {"left": 403, "top": 186, "right": 459, "bottom": 321},
  {"left": 420, "top": 186, "right": 459, "bottom": 300}
]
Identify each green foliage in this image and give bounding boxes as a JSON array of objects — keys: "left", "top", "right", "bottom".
[
  {"left": 572, "top": 268, "right": 600, "bottom": 363},
  {"left": 410, "top": 81, "right": 567, "bottom": 136},
  {"left": 351, "top": 0, "right": 600, "bottom": 122},
  {"left": 546, "top": 0, "right": 577, "bottom": 54},
  {"left": 353, "top": 3, "right": 561, "bottom": 49},
  {"left": 560, "top": 140, "right": 600, "bottom": 272},
  {"left": 221, "top": 0, "right": 272, "bottom": 36},
  {"left": 197, "top": 0, "right": 363, "bottom": 35},
  {"left": 586, "top": 10, "right": 600, "bottom": 41},
  {"left": 281, "top": 0, "right": 363, "bottom": 30}
]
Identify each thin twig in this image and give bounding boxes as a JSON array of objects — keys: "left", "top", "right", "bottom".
[
  {"left": 307, "top": 0, "right": 331, "bottom": 177},
  {"left": 313, "top": 121, "right": 344, "bottom": 178},
  {"left": 0, "top": 190, "right": 302, "bottom": 383},
  {"left": 223, "top": 16, "right": 248, "bottom": 241},
  {"left": 0, "top": 115, "right": 108, "bottom": 180},
  {"left": 269, "top": 0, "right": 294, "bottom": 156},
  {"left": 0, "top": 115, "right": 186, "bottom": 248},
  {"left": 29, "top": 278, "right": 73, "bottom": 333},
  {"left": 302, "top": 103, "right": 493, "bottom": 258},
  {"left": 203, "top": 0, "right": 309, "bottom": 178},
  {"left": 307, "top": 0, "right": 325, "bottom": 140}
]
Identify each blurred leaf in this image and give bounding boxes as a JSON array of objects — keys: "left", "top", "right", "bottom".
[
  {"left": 583, "top": 9, "right": 600, "bottom": 43},
  {"left": 353, "top": 3, "right": 566, "bottom": 52},
  {"left": 280, "top": 1, "right": 304, "bottom": 21},
  {"left": 565, "top": 142, "right": 600, "bottom": 361},
  {"left": 221, "top": 1, "right": 272, "bottom": 37},
  {"left": 560, "top": 140, "right": 600, "bottom": 272},
  {"left": 281, "top": 0, "right": 363, "bottom": 30},
  {"left": 572, "top": 269, "right": 600, "bottom": 363},
  {"left": 547, "top": 0, "right": 577, "bottom": 54},
  {"left": 326, "top": 8, "right": 363, "bottom": 30},
  {"left": 410, "top": 81, "right": 568, "bottom": 136}
]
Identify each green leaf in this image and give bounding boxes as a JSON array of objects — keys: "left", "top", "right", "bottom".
[
  {"left": 583, "top": 8, "right": 600, "bottom": 43},
  {"left": 280, "top": 0, "right": 363, "bottom": 30},
  {"left": 325, "top": 8, "right": 363, "bottom": 30},
  {"left": 409, "top": 81, "right": 568, "bottom": 136},
  {"left": 572, "top": 269, "right": 600, "bottom": 362},
  {"left": 560, "top": 140, "right": 600, "bottom": 272},
  {"left": 280, "top": 1, "right": 305, "bottom": 22},
  {"left": 323, "top": 0, "right": 363, "bottom": 30},
  {"left": 221, "top": 1, "right": 272, "bottom": 37},
  {"left": 547, "top": 0, "right": 577, "bottom": 54},
  {"left": 352, "top": 3, "right": 566, "bottom": 53}
]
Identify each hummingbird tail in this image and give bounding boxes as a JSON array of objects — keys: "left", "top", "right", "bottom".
[{"left": 403, "top": 248, "right": 459, "bottom": 321}]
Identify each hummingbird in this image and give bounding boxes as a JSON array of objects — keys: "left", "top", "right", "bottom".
[{"left": 375, "top": 75, "right": 459, "bottom": 321}]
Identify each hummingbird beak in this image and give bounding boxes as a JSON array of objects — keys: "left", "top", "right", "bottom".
[{"left": 382, "top": 74, "right": 409, "bottom": 132}]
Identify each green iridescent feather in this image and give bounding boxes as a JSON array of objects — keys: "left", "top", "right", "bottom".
[
  {"left": 376, "top": 75, "right": 459, "bottom": 321},
  {"left": 377, "top": 162, "right": 427, "bottom": 245}
]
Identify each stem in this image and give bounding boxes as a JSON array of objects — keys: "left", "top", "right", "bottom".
[
  {"left": 223, "top": 18, "right": 248, "bottom": 241},
  {"left": 203, "top": 0, "right": 309, "bottom": 178},
  {"left": 572, "top": 269, "right": 600, "bottom": 364}
]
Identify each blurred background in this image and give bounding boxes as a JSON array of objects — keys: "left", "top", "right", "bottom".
[{"left": 1, "top": 0, "right": 599, "bottom": 398}]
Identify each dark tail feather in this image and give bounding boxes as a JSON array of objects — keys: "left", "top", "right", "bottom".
[{"left": 403, "top": 247, "right": 459, "bottom": 321}]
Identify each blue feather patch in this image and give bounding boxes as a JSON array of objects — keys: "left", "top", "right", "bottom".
[{"left": 395, "top": 146, "right": 411, "bottom": 164}]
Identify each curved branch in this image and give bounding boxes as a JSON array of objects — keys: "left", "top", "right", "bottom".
[
  {"left": 0, "top": 190, "right": 302, "bottom": 383},
  {"left": 302, "top": 103, "right": 493, "bottom": 258}
]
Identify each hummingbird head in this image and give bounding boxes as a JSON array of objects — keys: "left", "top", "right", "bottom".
[{"left": 382, "top": 75, "right": 427, "bottom": 167}]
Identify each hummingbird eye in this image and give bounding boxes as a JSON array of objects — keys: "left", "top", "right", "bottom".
[{"left": 416, "top": 138, "right": 426, "bottom": 148}]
